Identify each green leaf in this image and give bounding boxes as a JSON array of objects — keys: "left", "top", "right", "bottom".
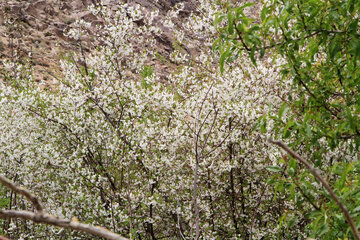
[
  {"left": 316, "top": 223, "right": 329, "bottom": 237},
  {"left": 249, "top": 47, "right": 257, "bottom": 66},
  {"left": 219, "top": 42, "right": 230, "bottom": 73},
  {"left": 288, "top": 183, "right": 295, "bottom": 200},
  {"left": 214, "top": 14, "right": 225, "bottom": 28},
  {"left": 306, "top": 210, "right": 322, "bottom": 220},
  {"left": 348, "top": 19, "right": 358, "bottom": 33},
  {"left": 260, "top": 6, "right": 268, "bottom": 22},
  {"left": 304, "top": 123, "right": 312, "bottom": 138},
  {"left": 328, "top": 36, "right": 341, "bottom": 59},
  {"left": 288, "top": 157, "right": 297, "bottom": 176},
  {"left": 227, "top": 10, "right": 234, "bottom": 34},
  {"left": 353, "top": 205, "right": 360, "bottom": 212},
  {"left": 278, "top": 103, "right": 288, "bottom": 119},
  {"left": 266, "top": 166, "right": 283, "bottom": 172},
  {"left": 0, "top": 197, "right": 9, "bottom": 208},
  {"left": 260, "top": 117, "right": 267, "bottom": 133},
  {"left": 279, "top": 212, "right": 287, "bottom": 229},
  {"left": 212, "top": 38, "right": 221, "bottom": 52},
  {"left": 349, "top": 37, "right": 360, "bottom": 68},
  {"left": 236, "top": 23, "right": 245, "bottom": 33},
  {"left": 336, "top": 163, "right": 352, "bottom": 190},
  {"left": 287, "top": 216, "right": 298, "bottom": 229},
  {"left": 308, "top": 40, "right": 319, "bottom": 60},
  {"left": 347, "top": 0, "right": 356, "bottom": 13},
  {"left": 260, "top": 47, "right": 265, "bottom": 58},
  {"left": 283, "top": 121, "right": 295, "bottom": 138},
  {"left": 249, "top": 25, "right": 261, "bottom": 33},
  {"left": 235, "top": 2, "right": 255, "bottom": 15},
  {"left": 220, "top": 52, "right": 226, "bottom": 74}
]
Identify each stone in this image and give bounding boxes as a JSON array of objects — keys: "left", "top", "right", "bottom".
[
  {"left": 25, "top": 0, "right": 47, "bottom": 16},
  {"left": 79, "top": 11, "right": 98, "bottom": 22}
]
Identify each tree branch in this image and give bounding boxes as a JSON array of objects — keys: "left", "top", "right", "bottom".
[
  {"left": 0, "top": 210, "right": 128, "bottom": 240},
  {"left": 0, "top": 175, "right": 43, "bottom": 213},
  {"left": 268, "top": 139, "right": 360, "bottom": 240},
  {"left": 0, "top": 175, "right": 128, "bottom": 240}
]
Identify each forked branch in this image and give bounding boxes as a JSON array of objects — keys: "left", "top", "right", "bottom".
[
  {"left": 0, "top": 175, "right": 43, "bottom": 213},
  {"left": 268, "top": 139, "right": 360, "bottom": 240},
  {"left": 0, "top": 175, "right": 128, "bottom": 240}
]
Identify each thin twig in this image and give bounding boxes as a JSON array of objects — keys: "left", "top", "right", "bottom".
[
  {"left": 192, "top": 83, "right": 215, "bottom": 240},
  {"left": 268, "top": 139, "right": 360, "bottom": 240}
]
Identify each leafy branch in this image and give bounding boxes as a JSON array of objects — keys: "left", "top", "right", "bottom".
[{"left": 268, "top": 139, "right": 360, "bottom": 240}]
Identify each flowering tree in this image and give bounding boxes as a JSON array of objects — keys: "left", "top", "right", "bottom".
[{"left": 0, "top": 0, "right": 325, "bottom": 239}]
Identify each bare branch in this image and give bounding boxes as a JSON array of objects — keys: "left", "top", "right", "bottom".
[
  {"left": 0, "top": 210, "right": 128, "bottom": 240},
  {"left": 268, "top": 139, "right": 360, "bottom": 240},
  {"left": 0, "top": 175, "right": 43, "bottom": 213},
  {"left": 0, "top": 175, "right": 128, "bottom": 240},
  {"left": 192, "top": 82, "right": 215, "bottom": 240}
]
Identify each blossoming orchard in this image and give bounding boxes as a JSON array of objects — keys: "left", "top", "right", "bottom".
[{"left": 1, "top": 0, "right": 360, "bottom": 239}]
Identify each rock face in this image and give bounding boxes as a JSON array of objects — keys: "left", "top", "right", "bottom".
[
  {"left": 0, "top": 0, "right": 84, "bottom": 83},
  {"left": 0, "top": 0, "right": 201, "bottom": 84}
]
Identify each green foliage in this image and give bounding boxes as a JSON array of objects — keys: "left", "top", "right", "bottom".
[
  {"left": 0, "top": 186, "right": 9, "bottom": 209},
  {"left": 0, "top": 186, "right": 9, "bottom": 235},
  {"left": 213, "top": 2, "right": 261, "bottom": 72},
  {"left": 216, "top": 0, "right": 360, "bottom": 238},
  {"left": 140, "top": 65, "right": 154, "bottom": 89}
]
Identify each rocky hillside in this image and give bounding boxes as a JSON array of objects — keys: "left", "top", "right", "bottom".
[
  {"left": 0, "top": 0, "right": 193, "bottom": 85},
  {"left": 0, "top": 0, "right": 260, "bottom": 86}
]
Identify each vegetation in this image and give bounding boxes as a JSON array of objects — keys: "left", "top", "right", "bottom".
[
  {"left": 216, "top": 0, "right": 360, "bottom": 239},
  {"left": 0, "top": 0, "right": 360, "bottom": 239}
]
